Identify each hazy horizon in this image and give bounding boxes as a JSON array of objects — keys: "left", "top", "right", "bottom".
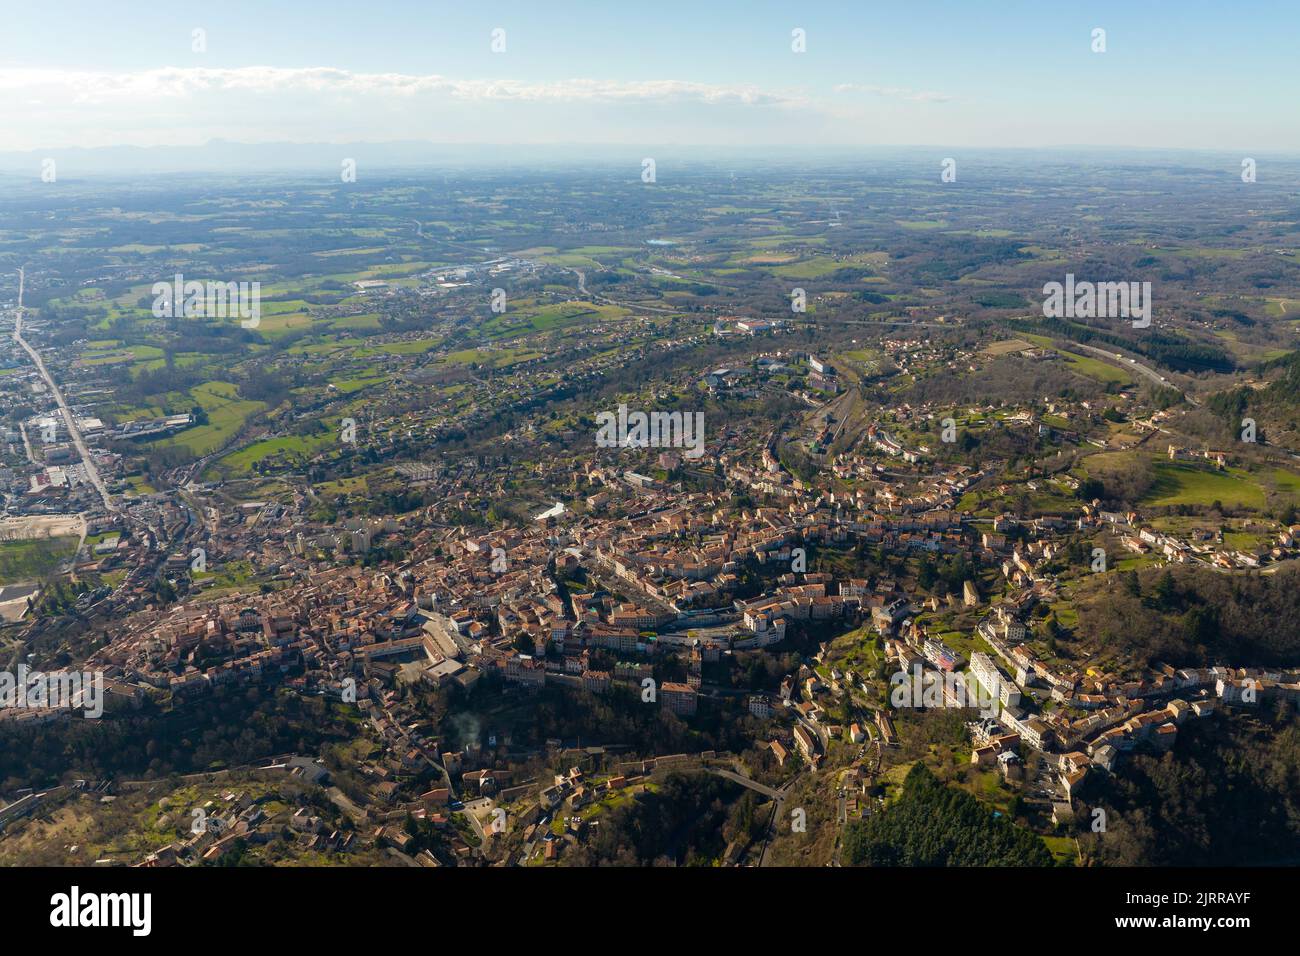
[
  {"left": 5, "top": 0, "right": 1299, "bottom": 159},
  {"left": 3, "top": 140, "right": 1298, "bottom": 179}
]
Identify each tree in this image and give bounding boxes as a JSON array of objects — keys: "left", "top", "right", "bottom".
[
  {"left": 842, "top": 763, "right": 1052, "bottom": 866},
  {"left": 1152, "top": 570, "right": 1178, "bottom": 611}
]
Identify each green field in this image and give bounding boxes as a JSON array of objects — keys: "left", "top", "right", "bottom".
[
  {"left": 1144, "top": 462, "right": 1267, "bottom": 509},
  {"left": 151, "top": 382, "right": 267, "bottom": 456},
  {"left": 212, "top": 433, "right": 334, "bottom": 477},
  {"left": 1018, "top": 334, "right": 1135, "bottom": 385},
  {"left": 0, "top": 537, "right": 78, "bottom": 584},
  {"left": 767, "top": 252, "right": 886, "bottom": 279},
  {"left": 1057, "top": 350, "right": 1135, "bottom": 385}
]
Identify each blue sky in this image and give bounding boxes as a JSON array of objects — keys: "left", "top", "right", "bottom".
[{"left": 2, "top": 0, "right": 1296, "bottom": 151}]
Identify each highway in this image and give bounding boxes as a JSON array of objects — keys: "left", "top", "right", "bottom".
[
  {"left": 565, "top": 267, "right": 688, "bottom": 315},
  {"left": 1071, "top": 341, "right": 1200, "bottom": 406},
  {"left": 13, "top": 267, "right": 116, "bottom": 512}
]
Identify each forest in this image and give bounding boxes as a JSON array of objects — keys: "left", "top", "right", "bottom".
[
  {"left": 842, "top": 763, "right": 1054, "bottom": 866},
  {"left": 1073, "top": 564, "right": 1300, "bottom": 667},
  {"left": 565, "top": 772, "right": 760, "bottom": 866},
  {"left": 0, "top": 687, "right": 357, "bottom": 791},
  {"left": 1083, "top": 713, "right": 1300, "bottom": 865}
]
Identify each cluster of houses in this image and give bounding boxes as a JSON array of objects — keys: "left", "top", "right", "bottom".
[{"left": 1087, "top": 501, "right": 1300, "bottom": 571}]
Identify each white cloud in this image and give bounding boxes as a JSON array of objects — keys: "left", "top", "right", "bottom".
[
  {"left": 0, "top": 67, "right": 965, "bottom": 151},
  {"left": 0, "top": 66, "right": 802, "bottom": 107},
  {"left": 833, "top": 83, "right": 951, "bottom": 103}
]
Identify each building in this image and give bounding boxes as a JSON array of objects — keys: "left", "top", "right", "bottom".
[
  {"left": 769, "top": 739, "right": 789, "bottom": 767},
  {"left": 793, "top": 724, "right": 818, "bottom": 762},
  {"left": 969, "top": 652, "right": 1020, "bottom": 709},
  {"left": 809, "top": 355, "right": 834, "bottom": 376},
  {"left": 660, "top": 682, "right": 697, "bottom": 717}
]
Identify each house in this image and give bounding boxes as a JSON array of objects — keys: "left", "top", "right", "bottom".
[
  {"left": 769, "top": 739, "right": 789, "bottom": 767},
  {"left": 1091, "top": 744, "right": 1119, "bottom": 773}
]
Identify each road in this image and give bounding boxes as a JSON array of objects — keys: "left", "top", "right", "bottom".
[
  {"left": 706, "top": 766, "right": 781, "bottom": 800},
  {"left": 565, "top": 267, "right": 688, "bottom": 316},
  {"left": 13, "top": 268, "right": 116, "bottom": 512},
  {"left": 16, "top": 422, "right": 34, "bottom": 465},
  {"left": 797, "top": 711, "right": 831, "bottom": 753},
  {"left": 1063, "top": 341, "right": 1300, "bottom": 489},
  {"left": 1072, "top": 342, "right": 1199, "bottom": 406},
  {"left": 640, "top": 759, "right": 793, "bottom": 865},
  {"left": 756, "top": 776, "right": 802, "bottom": 867}
]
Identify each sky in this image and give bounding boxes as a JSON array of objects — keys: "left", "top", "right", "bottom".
[{"left": 1, "top": 0, "right": 1297, "bottom": 154}]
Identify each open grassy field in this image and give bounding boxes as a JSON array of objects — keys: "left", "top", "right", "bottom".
[
  {"left": 211, "top": 433, "right": 334, "bottom": 477},
  {"left": 150, "top": 382, "right": 267, "bottom": 456},
  {"left": 1017, "top": 333, "right": 1135, "bottom": 384},
  {"left": 766, "top": 252, "right": 888, "bottom": 279},
  {"left": 1144, "top": 461, "right": 1268, "bottom": 509},
  {"left": 1056, "top": 350, "right": 1135, "bottom": 385},
  {"left": 1081, "top": 448, "right": 1300, "bottom": 511},
  {"left": 441, "top": 347, "right": 544, "bottom": 369},
  {"left": 982, "top": 339, "right": 1035, "bottom": 356},
  {"left": 357, "top": 337, "right": 443, "bottom": 356},
  {"left": 0, "top": 536, "right": 78, "bottom": 584}
]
